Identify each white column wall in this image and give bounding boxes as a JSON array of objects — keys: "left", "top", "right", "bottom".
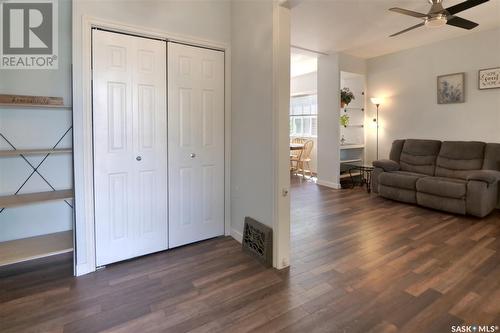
[{"left": 317, "top": 54, "right": 341, "bottom": 189}]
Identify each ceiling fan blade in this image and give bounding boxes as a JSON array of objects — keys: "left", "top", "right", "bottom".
[
  {"left": 389, "top": 22, "right": 425, "bottom": 37},
  {"left": 446, "top": 16, "right": 479, "bottom": 29},
  {"left": 389, "top": 7, "right": 428, "bottom": 18},
  {"left": 446, "top": 0, "right": 489, "bottom": 15}
]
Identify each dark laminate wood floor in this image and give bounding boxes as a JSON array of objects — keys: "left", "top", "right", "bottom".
[{"left": 1, "top": 177, "right": 500, "bottom": 332}]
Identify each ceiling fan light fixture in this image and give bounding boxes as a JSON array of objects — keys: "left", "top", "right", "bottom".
[{"left": 425, "top": 14, "right": 448, "bottom": 28}]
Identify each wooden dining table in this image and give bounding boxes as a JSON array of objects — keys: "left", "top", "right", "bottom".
[{"left": 290, "top": 143, "right": 304, "bottom": 151}]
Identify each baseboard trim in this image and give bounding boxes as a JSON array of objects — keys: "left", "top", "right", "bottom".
[
  {"left": 231, "top": 228, "right": 243, "bottom": 243},
  {"left": 316, "top": 179, "right": 341, "bottom": 189},
  {"left": 75, "top": 262, "right": 95, "bottom": 277}
]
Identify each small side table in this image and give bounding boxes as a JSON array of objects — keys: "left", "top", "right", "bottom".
[{"left": 346, "top": 164, "right": 374, "bottom": 193}]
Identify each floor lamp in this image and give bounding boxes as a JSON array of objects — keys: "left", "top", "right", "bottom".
[{"left": 370, "top": 97, "right": 383, "bottom": 160}]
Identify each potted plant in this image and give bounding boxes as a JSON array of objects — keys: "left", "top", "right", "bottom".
[
  {"left": 340, "top": 114, "right": 350, "bottom": 127},
  {"left": 341, "top": 87, "right": 355, "bottom": 108}
]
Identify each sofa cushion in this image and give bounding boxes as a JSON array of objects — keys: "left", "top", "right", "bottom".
[
  {"left": 417, "top": 192, "right": 466, "bottom": 215},
  {"left": 373, "top": 159, "right": 400, "bottom": 172},
  {"left": 466, "top": 170, "right": 500, "bottom": 185},
  {"left": 399, "top": 139, "right": 441, "bottom": 176},
  {"left": 379, "top": 171, "right": 427, "bottom": 190},
  {"left": 416, "top": 176, "right": 467, "bottom": 199},
  {"left": 435, "top": 141, "right": 485, "bottom": 179},
  {"left": 389, "top": 139, "right": 405, "bottom": 162},
  {"left": 379, "top": 185, "right": 417, "bottom": 204},
  {"left": 483, "top": 143, "right": 500, "bottom": 171}
]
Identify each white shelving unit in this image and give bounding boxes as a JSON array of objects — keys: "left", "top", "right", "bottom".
[
  {"left": 0, "top": 148, "right": 72, "bottom": 157},
  {"left": 340, "top": 158, "right": 362, "bottom": 164},
  {"left": 0, "top": 100, "right": 74, "bottom": 266},
  {"left": 0, "top": 103, "right": 72, "bottom": 110},
  {"left": 340, "top": 144, "right": 365, "bottom": 150},
  {"left": 340, "top": 72, "right": 366, "bottom": 184},
  {"left": 0, "top": 231, "right": 73, "bottom": 267},
  {"left": 0, "top": 189, "right": 74, "bottom": 209}
]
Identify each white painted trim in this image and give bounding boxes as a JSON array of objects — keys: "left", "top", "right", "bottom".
[
  {"left": 230, "top": 228, "right": 243, "bottom": 243},
  {"left": 75, "top": 262, "right": 95, "bottom": 276},
  {"left": 73, "top": 12, "right": 96, "bottom": 277},
  {"left": 272, "top": 4, "right": 291, "bottom": 270},
  {"left": 72, "top": 14, "right": 231, "bottom": 276},
  {"left": 224, "top": 48, "right": 232, "bottom": 237},
  {"left": 81, "top": 16, "right": 228, "bottom": 51},
  {"left": 316, "top": 179, "right": 342, "bottom": 189}
]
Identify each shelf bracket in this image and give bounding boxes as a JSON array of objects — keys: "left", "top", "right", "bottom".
[{"left": 0, "top": 127, "right": 73, "bottom": 214}]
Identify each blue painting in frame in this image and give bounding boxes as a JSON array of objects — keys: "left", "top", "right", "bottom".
[{"left": 437, "top": 72, "right": 465, "bottom": 104}]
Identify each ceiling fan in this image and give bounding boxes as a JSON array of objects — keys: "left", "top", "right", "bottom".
[{"left": 389, "top": 0, "right": 489, "bottom": 37}]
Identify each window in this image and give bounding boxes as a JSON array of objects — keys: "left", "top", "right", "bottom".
[{"left": 290, "top": 94, "right": 317, "bottom": 137}]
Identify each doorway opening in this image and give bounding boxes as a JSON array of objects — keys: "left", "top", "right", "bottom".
[{"left": 289, "top": 48, "right": 318, "bottom": 183}]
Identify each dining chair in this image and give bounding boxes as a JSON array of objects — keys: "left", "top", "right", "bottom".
[
  {"left": 290, "top": 137, "right": 306, "bottom": 172},
  {"left": 291, "top": 139, "right": 313, "bottom": 178},
  {"left": 291, "top": 137, "right": 307, "bottom": 144}
]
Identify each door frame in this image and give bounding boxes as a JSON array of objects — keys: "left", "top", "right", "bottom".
[{"left": 73, "top": 16, "right": 232, "bottom": 276}]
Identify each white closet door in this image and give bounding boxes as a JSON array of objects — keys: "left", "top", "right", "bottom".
[
  {"left": 168, "top": 42, "right": 224, "bottom": 248},
  {"left": 93, "top": 30, "right": 167, "bottom": 266}
]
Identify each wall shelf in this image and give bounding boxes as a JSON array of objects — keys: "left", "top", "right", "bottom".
[
  {"left": 0, "top": 103, "right": 72, "bottom": 110},
  {"left": 340, "top": 72, "right": 366, "bottom": 184},
  {"left": 340, "top": 171, "right": 362, "bottom": 179},
  {"left": 0, "top": 148, "right": 72, "bottom": 157},
  {"left": 0, "top": 189, "right": 73, "bottom": 209},
  {"left": 0, "top": 231, "right": 73, "bottom": 267},
  {"left": 0, "top": 94, "right": 74, "bottom": 268},
  {"left": 340, "top": 144, "right": 365, "bottom": 150},
  {"left": 340, "top": 159, "right": 362, "bottom": 164}
]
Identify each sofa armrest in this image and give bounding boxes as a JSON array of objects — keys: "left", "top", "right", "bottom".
[
  {"left": 372, "top": 159, "right": 400, "bottom": 172},
  {"left": 466, "top": 170, "right": 500, "bottom": 185}
]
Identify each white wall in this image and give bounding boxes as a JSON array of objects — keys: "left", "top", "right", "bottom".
[
  {"left": 75, "top": 0, "right": 231, "bottom": 44},
  {"left": 230, "top": 1, "right": 291, "bottom": 268},
  {"left": 317, "top": 53, "right": 341, "bottom": 188},
  {"left": 291, "top": 71, "right": 317, "bottom": 96},
  {"left": 0, "top": 0, "right": 73, "bottom": 242},
  {"left": 230, "top": 1, "right": 274, "bottom": 233},
  {"left": 367, "top": 28, "right": 500, "bottom": 163}
]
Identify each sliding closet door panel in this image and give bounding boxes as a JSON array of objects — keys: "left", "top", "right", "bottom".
[
  {"left": 168, "top": 43, "right": 224, "bottom": 248},
  {"left": 132, "top": 36, "right": 167, "bottom": 256},
  {"left": 93, "top": 30, "right": 167, "bottom": 266}
]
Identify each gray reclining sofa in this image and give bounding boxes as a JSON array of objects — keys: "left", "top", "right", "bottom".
[{"left": 372, "top": 139, "right": 500, "bottom": 217}]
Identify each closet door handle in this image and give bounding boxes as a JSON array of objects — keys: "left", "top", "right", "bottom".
[
  {"left": 190, "top": 153, "right": 196, "bottom": 158},
  {"left": 136, "top": 156, "right": 142, "bottom": 161}
]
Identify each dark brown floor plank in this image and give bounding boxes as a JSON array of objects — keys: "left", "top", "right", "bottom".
[{"left": 1, "top": 176, "right": 499, "bottom": 332}]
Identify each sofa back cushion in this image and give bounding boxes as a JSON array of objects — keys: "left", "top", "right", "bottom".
[
  {"left": 483, "top": 143, "right": 500, "bottom": 171},
  {"left": 389, "top": 139, "right": 405, "bottom": 162},
  {"left": 399, "top": 139, "right": 441, "bottom": 176},
  {"left": 435, "top": 141, "right": 485, "bottom": 179}
]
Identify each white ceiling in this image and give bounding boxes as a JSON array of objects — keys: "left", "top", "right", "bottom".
[{"left": 291, "top": 0, "right": 500, "bottom": 59}]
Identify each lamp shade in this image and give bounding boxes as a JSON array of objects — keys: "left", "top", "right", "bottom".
[{"left": 370, "top": 97, "right": 384, "bottom": 105}]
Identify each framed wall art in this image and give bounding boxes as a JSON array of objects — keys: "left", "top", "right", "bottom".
[
  {"left": 437, "top": 72, "right": 465, "bottom": 104},
  {"left": 479, "top": 67, "right": 500, "bottom": 90}
]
